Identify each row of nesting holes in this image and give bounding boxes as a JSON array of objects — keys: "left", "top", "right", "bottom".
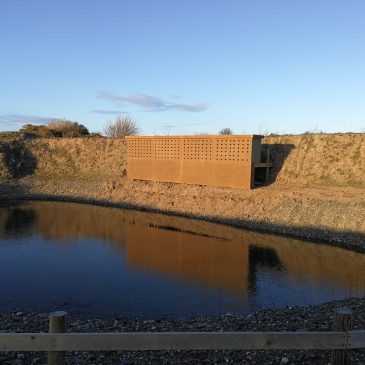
[
  {"left": 154, "top": 140, "right": 179, "bottom": 159},
  {"left": 128, "top": 139, "right": 251, "bottom": 161},
  {"left": 183, "top": 140, "right": 250, "bottom": 161},
  {"left": 128, "top": 140, "right": 152, "bottom": 158}
]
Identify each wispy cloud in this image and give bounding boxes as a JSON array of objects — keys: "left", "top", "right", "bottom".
[
  {"left": 0, "top": 114, "right": 58, "bottom": 129},
  {"left": 91, "top": 109, "right": 126, "bottom": 115},
  {"left": 97, "top": 91, "right": 208, "bottom": 112},
  {"left": 168, "top": 94, "right": 184, "bottom": 100},
  {"left": 158, "top": 122, "right": 208, "bottom": 134}
]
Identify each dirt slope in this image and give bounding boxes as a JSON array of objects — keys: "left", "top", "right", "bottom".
[
  {"left": 263, "top": 133, "right": 365, "bottom": 188},
  {"left": 26, "top": 137, "right": 126, "bottom": 179}
]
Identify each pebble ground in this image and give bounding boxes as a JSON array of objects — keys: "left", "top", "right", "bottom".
[{"left": 1, "top": 298, "right": 364, "bottom": 364}]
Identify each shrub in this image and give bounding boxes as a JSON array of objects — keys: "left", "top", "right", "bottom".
[
  {"left": 219, "top": 127, "right": 233, "bottom": 135},
  {"left": 88, "top": 132, "right": 103, "bottom": 138},
  {"left": 47, "top": 120, "right": 89, "bottom": 137},
  {"left": 19, "top": 120, "right": 89, "bottom": 138},
  {"left": 103, "top": 115, "right": 139, "bottom": 137},
  {"left": 19, "top": 124, "right": 53, "bottom": 137}
]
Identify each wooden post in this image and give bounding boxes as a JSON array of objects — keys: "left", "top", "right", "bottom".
[
  {"left": 265, "top": 146, "right": 270, "bottom": 182},
  {"left": 331, "top": 307, "right": 353, "bottom": 365},
  {"left": 48, "top": 311, "right": 67, "bottom": 365}
]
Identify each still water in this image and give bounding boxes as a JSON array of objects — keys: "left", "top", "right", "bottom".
[{"left": 0, "top": 201, "right": 364, "bottom": 318}]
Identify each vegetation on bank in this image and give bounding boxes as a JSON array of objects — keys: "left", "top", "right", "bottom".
[
  {"left": 0, "top": 115, "right": 141, "bottom": 140},
  {"left": 20, "top": 120, "right": 90, "bottom": 138}
]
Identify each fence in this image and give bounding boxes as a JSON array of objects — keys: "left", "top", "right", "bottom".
[
  {"left": 126, "top": 135, "right": 263, "bottom": 189},
  {"left": 0, "top": 308, "right": 363, "bottom": 365}
]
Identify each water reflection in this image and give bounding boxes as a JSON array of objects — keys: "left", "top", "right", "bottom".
[
  {"left": 248, "top": 246, "right": 284, "bottom": 292},
  {"left": 125, "top": 223, "right": 248, "bottom": 291},
  {"left": 0, "top": 201, "right": 364, "bottom": 317},
  {"left": 1, "top": 207, "right": 36, "bottom": 236}
]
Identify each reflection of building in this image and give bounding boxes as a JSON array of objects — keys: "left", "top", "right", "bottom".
[
  {"left": 125, "top": 223, "right": 288, "bottom": 293},
  {"left": 126, "top": 224, "right": 249, "bottom": 292},
  {"left": 124, "top": 218, "right": 365, "bottom": 294},
  {"left": 121, "top": 215, "right": 365, "bottom": 293}
]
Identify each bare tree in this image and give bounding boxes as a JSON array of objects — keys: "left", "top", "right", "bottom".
[
  {"left": 103, "top": 115, "right": 139, "bottom": 137},
  {"left": 219, "top": 127, "right": 233, "bottom": 135}
]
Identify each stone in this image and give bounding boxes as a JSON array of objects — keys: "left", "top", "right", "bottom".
[{"left": 12, "top": 360, "right": 23, "bottom": 365}]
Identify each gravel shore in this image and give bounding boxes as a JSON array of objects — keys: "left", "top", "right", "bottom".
[{"left": 1, "top": 297, "right": 364, "bottom": 365}]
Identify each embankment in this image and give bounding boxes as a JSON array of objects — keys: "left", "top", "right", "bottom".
[
  {"left": 0, "top": 133, "right": 364, "bottom": 247},
  {"left": 263, "top": 133, "right": 365, "bottom": 188}
]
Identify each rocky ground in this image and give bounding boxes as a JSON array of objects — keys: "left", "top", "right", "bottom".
[{"left": 1, "top": 297, "right": 364, "bottom": 365}]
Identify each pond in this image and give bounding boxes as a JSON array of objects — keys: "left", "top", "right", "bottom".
[{"left": 0, "top": 201, "right": 364, "bottom": 319}]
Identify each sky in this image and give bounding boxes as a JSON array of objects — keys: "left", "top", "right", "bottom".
[{"left": 0, "top": 0, "right": 364, "bottom": 135}]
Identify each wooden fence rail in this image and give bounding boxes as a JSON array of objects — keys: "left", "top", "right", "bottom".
[
  {"left": 2, "top": 331, "right": 365, "bottom": 352},
  {"left": 0, "top": 309, "right": 363, "bottom": 365}
]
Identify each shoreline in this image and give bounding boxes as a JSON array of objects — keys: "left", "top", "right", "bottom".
[
  {"left": 2, "top": 190, "right": 365, "bottom": 253},
  {"left": 1, "top": 297, "right": 364, "bottom": 364},
  {"left": 1, "top": 133, "right": 365, "bottom": 254}
]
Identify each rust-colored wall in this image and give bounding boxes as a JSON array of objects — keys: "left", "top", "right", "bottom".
[{"left": 126, "top": 135, "right": 262, "bottom": 189}]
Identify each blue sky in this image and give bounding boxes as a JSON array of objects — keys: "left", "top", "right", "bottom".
[{"left": 0, "top": 0, "right": 364, "bottom": 135}]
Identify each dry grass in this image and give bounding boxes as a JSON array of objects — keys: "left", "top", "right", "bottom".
[
  {"left": 263, "top": 133, "right": 365, "bottom": 188},
  {"left": 26, "top": 137, "right": 126, "bottom": 179}
]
